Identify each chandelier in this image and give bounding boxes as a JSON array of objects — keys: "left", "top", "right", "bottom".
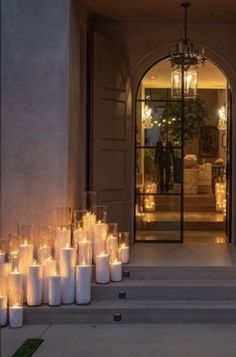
[
  {"left": 170, "top": 3, "right": 206, "bottom": 98},
  {"left": 217, "top": 105, "right": 227, "bottom": 130}
]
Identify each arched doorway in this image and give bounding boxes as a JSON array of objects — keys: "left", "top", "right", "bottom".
[{"left": 135, "top": 57, "right": 231, "bottom": 243}]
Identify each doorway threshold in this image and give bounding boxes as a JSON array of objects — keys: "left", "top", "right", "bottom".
[{"left": 130, "top": 242, "right": 236, "bottom": 267}]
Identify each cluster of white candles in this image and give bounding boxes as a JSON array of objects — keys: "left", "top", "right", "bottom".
[{"left": 0, "top": 196, "right": 130, "bottom": 328}]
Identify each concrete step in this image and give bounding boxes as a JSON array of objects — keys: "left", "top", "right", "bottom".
[
  {"left": 23, "top": 300, "right": 236, "bottom": 324},
  {"left": 121, "top": 266, "right": 236, "bottom": 280},
  {"left": 92, "top": 280, "right": 236, "bottom": 300}
]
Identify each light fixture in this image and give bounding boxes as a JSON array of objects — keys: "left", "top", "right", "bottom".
[
  {"left": 217, "top": 105, "right": 227, "bottom": 130},
  {"left": 170, "top": 3, "right": 206, "bottom": 98},
  {"left": 142, "top": 104, "right": 153, "bottom": 129}
]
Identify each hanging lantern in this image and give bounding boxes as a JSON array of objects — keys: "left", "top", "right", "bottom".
[
  {"left": 171, "top": 67, "right": 197, "bottom": 98},
  {"left": 170, "top": 3, "right": 206, "bottom": 98}
]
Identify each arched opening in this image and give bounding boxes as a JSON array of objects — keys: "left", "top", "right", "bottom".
[{"left": 135, "top": 57, "right": 230, "bottom": 243}]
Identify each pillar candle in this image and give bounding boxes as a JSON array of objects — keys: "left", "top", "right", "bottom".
[
  {"left": 76, "top": 265, "right": 92, "bottom": 305},
  {"left": 27, "top": 262, "right": 43, "bottom": 306},
  {"left": 37, "top": 245, "right": 52, "bottom": 265},
  {"left": 110, "top": 260, "right": 122, "bottom": 282},
  {"left": 0, "top": 296, "right": 7, "bottom": 326},
  {"left": 9, "top": 270, "right": 23, "bottom": 304},
  {"left": 18, "top": 242, "right": 33, "bottom": 302},
  {"left": 48, "top": 274, "right": 61, "bottom": 306},
  {"left": 73, "top": 228, "right": 87, "bottom": 248},
  {"left": 93, "top": 222, "right": 107, "bottom": 262},
  {"left": 9, "top": 306, "right": 23, "bottom": 328},
  {"left": 42, "top": 258, "right": 56, "bottom": 304},
  {"left": 55, "top": 227, "right": 71, "bottom": 263},
  {"left": 106, "top": 235, "right": 118, "bottom": 253},
  {"left": 9, "top": 252, "right": 19, "bottom": 271},
  {"left": 82, "top": 213, "right": 96, "bottom": 242},
  {"left": 0, "top": 262, "right": 12, "bottom": 277},
  {"left": 96, "top": 253, "right": 110, "bottom": 284},
  {"left": 78, "top": 240, "right": 92, "bottom": 265},
  {"left": 61, "top": 246, "right": 75, "bottom": 304},
  {"left": 119, "top": 244, "right": 130, "bottom": 264},
  {"left": 0, "top": 251, "right": 5, "bottom": 264}
]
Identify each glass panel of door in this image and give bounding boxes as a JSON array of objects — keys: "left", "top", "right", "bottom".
[{"left": 135, "top": 96, "right": 183, "bottom": 242}]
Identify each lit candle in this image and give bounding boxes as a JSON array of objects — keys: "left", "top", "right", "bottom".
[
  {"left": 119, "top": 244, "right": 130, "bottom": 264},
  {"left": 9, "top": 269, "right": 23, "bottom": 303},
  {"left": 73, "top": 227, "right": 87, "bottom": 248},
  {"left": 96, "top": 253, "right": 110, "bottom": 284},
  {"left": 0, "top": 250, "right": 5, "bottom": 264},
  {"left": 78, "top": 240, "right": 92, "bottom": 266},
  {"left": 27, "top": 261, "right": 43, "bottom": 306},
  {"left": 110, "top": 259, "right": 122, "bottom": 282},
  {"left": 106, "top": 235, "right": 118, "bottom": 253},
  {"left": 76, "top": 265, "right": 92, "bottom": 304},
  {"left": 9, "top": 305, "right": 23, "bottom": 328},
  {"left": 18, "top": 240, "right": 33, "bottom": 302},
  {"left": 93, "top": 221, "right": 107, "bottom": 262},
  {"left": 48, "top": 273, "right": 61, "bottom": 306},
  {"left": 82, "top": 212, "right": 96, "bottom": 242},
  {"left": 37, "top": 244, "right": 52, "bottom": 265},
  {"left": 42, "top": 257, "right": 56, "bottom": 304},
  {"left": 9, "top": 252, "right": 19, "bottom": 271},
  {"left": 0, "top": 295, "right": 7, "bottom": 327},
  {"left": 55, "top": 227, "right": 71, "bottom": 263},
  {"left": 61, "top": 245, "right": 75, "bottom": 304}
]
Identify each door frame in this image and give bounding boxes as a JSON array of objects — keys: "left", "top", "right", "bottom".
[{"left": 133, "top": 57, "right": 232, "bottom": 244}]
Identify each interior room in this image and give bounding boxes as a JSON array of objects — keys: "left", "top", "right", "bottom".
[{"left": 135, "top": 58, "right": 228, "bottom": 243}]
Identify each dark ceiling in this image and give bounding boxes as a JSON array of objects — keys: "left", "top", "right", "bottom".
[{"left": 83, "top": 0, "right": 236, "bottom": 23}]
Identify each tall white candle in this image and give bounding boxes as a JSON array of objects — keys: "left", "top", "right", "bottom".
[
  {"left": 119, "top": 244, "right": 130, "bottom": 264},
  {"left": 27, "top": 262, "right": 43, "bottom": 306},
  {"left": 9, "top": 270, "right": 23, "bottom": 304},
  {"left": 55, "top": 227, "right": 71, "bottom": 263},
  {"left": 76, "top": 265, "right": 92, "bottom": 305},
  {"left": 42, "top": 258, "right": 57, "bottom": 304},
  {"left": 110, "top": 260, "right": 122, "bottom": 282},
  {"left": 0, "top": 296, "right": 7, "bottom": 326},
  {"left": 18, "top": 242, "right": 33, "bottom": 302},
  {"left": 96, "top": 253, "right": 110, "bottom": 284},
  {"left": 48, "top": 274, "right": 61, "bottom": 306},
  {"left": 82, "top": 213, "right": 96, "bottom": 242},
  {"left": 61, "top": 246, "right": 75, "bottom": 304},
  {"left": 106, "top": 235, "right": 118, "bottom": 253},
  {"left": 37, "top": 245, "right": 52, "bottom": 265},
  {"left": 9, "top": 306, "right": 23, "bottom": 328}
]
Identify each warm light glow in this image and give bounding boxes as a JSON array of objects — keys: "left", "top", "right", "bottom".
[
  {"left": 142, "top": 105, "right": 153, "bottom": 129},
  {"left": 171, "top": 68, "right": 197, "bottom": 98},
  {"left": 215, "top": 182, "right": 226, "bottom": 213},
  {"left": 217, "top": 105, "right": 227, "bottom": 130}
]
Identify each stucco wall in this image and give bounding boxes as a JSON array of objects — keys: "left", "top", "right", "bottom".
[{"left": 1, "top": 0, "right": 71, "bottom": 237}]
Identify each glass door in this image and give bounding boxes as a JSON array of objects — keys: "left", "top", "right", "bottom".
[{"left": 135, "top": 86, "right": 183, "bottom": 242}]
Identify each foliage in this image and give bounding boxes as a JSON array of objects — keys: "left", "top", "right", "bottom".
[{"left": 160, "top": 96, "right": 208, "bottom": 142}]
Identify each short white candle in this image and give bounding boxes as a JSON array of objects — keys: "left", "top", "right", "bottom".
[
  {"left": 106, "top": 235, "right": 118, "bottom": 252},
  {"left": 0, "top": 251, "right": 5, "bottom": 264},
  {"left": 9, "top": 305, "right": 23, "bottom": 328},
  {"left": 76, "top": 265, "right": 92, "bottom": 305},
  {"left": 43, "top": 258, "right": 57, "bottom": 304},
  {"left": 0, "top": 296, "right": 7, "bottom": 326},
  {"left": 73, "top": 228, "right": 87, "bottom": 248},
  {"left": 48, "top": 274, "right": 61, "bottom": 306},
  {"left": 93, "top": 222, "right": 107, "bottom": 262},
  {"left": 27, "top": 262, "right": 43, "bottom": 306},
  {"left": 61, "top": 246, "right": 75, "bottom": 304},
  {"left": 119, "top": 244, "right": 130, "bottom": 264},
  {"left": 110, "top": 260, "right": 122, "bottom": 282},
  {"left": 96, "top": 253, "right": 110, "bottom": 284},
  {"left": 37, "top": 245, "right": 52, "bottom": 265}
]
